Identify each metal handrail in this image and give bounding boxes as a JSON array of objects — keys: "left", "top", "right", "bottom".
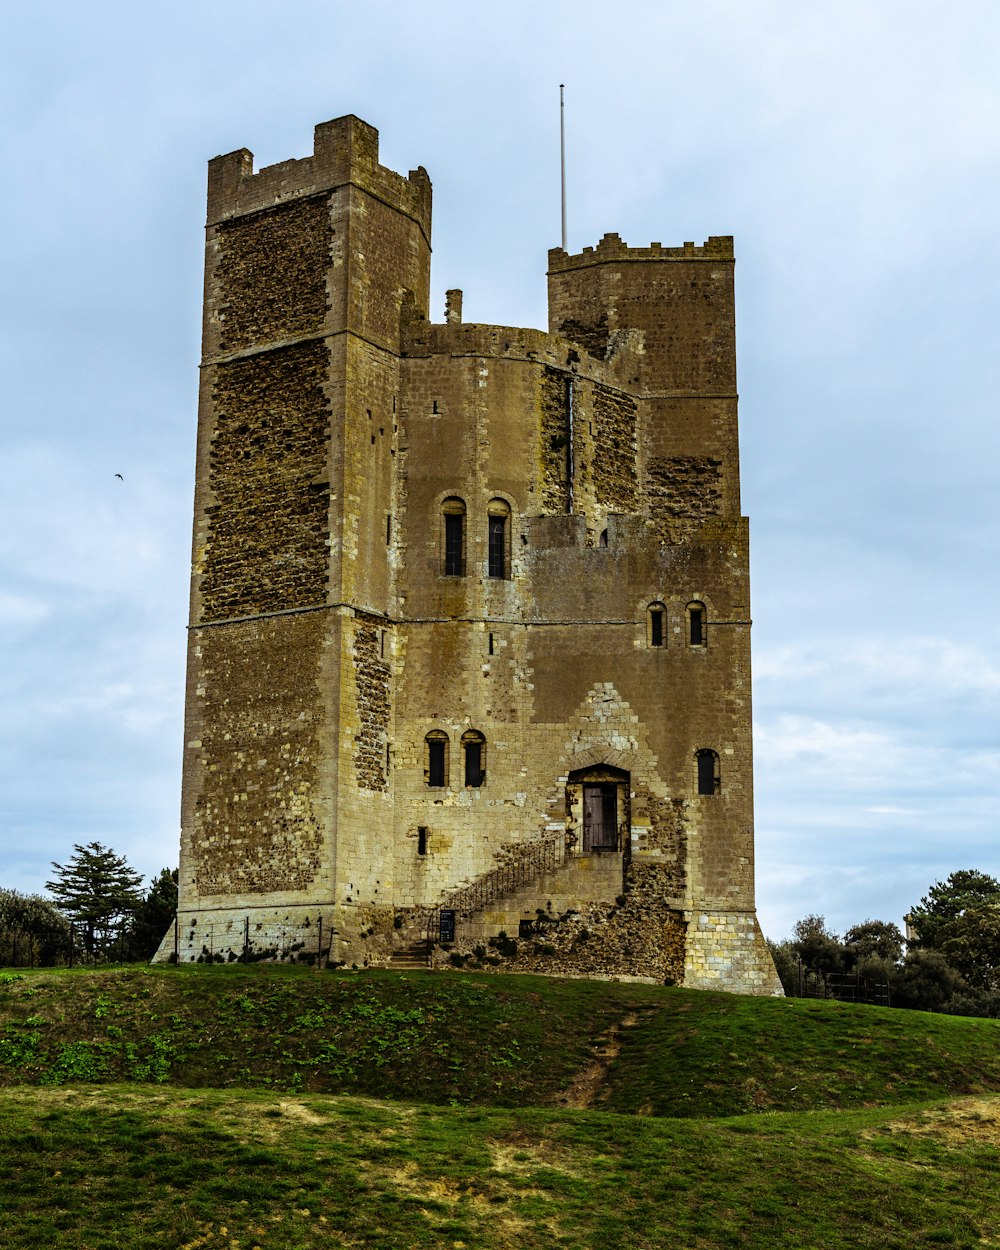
[{"left": 422, "top": 829, "right": 566, "bottom": 947}]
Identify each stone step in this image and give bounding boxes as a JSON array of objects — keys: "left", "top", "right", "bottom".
[{"left": 390, "top": 945, "right": 431, "bottom": 969}]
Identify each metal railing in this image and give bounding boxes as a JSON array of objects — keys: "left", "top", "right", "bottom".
[
  {"left": 796, "top": 964, "right": 891, "bottom": 1006},
  {"left": 423, "top": 829, "right": 567, "bottom": 946}
]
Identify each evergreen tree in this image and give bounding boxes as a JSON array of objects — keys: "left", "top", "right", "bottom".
[
  {"left": 46, "top": 842, "right": 144, "bottom": 961},
  {"left": 907, "top": 870, "right": 1000, "bottom": 990},
  {"left": 127, "top": 868, "right": 178, "bottom": 960}
]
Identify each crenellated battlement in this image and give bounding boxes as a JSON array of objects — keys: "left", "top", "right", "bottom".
[
  {"left": 169, "top": 113, "right": 779, "bottom": 996},
  {"left": 548, "top": 232, "right": 733, "bottom": 273},
  {"left": 206, "top": 115, "right": 432, "bottom": 239}
]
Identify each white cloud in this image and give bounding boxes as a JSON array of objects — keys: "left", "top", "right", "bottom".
[
  {"left": 1, "top": 0, "right": 999, "bottom": 940},
  {"left": 0, "top": 594, "right": 49, "bottom": 627}
]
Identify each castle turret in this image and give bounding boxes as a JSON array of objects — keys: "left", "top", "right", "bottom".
[{"left": 158, "top": 118, "right": 780, "bottom": 996}]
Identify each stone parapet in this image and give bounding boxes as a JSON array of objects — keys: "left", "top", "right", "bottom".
[{"left": 206, "top": 115, "right": 431, "bottom": 239}]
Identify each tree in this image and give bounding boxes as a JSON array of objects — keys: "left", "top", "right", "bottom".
[
  {"left": 891, "top": 949, "right": 975, "bottom": 1014},
  {"left": 791, "top": 914, "right": 845, "bottom": 976},
  {"left": 0, "top": 889, "right": 72, "bottom": 967},
  {"left": 127, "top": 868, "right": 178, "bottom": 961},
  {"left": 843, "top": 919, "right": 904, "bottom": 965},
  {"left": 766, "top": 938, "right": 799, "bottom": 996},
  {"left": 907, "top": 870, "right": 1000, "bottom": 990},
  {"left": 46, "top": 842, "right": 144, "bottom": 961}
]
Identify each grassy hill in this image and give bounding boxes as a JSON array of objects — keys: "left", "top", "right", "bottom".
[{"left": 3, "top": 964, "right": 1000, "bottom": 1247}]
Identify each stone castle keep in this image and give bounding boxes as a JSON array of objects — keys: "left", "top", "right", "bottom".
[{"left": 155, "top": 114, "right": 781, "bottom": 994}]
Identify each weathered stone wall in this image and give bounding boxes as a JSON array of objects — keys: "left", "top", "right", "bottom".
[
  {"left": 154, "top": 904, "right": 335, "bottom": 965},
  {"left": 351, "top": 614, "right": 391, "bottom": 792},
  {"left": 215, "top": 195, "right": 331, "bottom": 352},
  {"left": 548, "top": 234, "right": 736, "bottom": 395},
  {"left": 590, "top": 381, "right": 638, "bottom": 515},
  {"left": 540, "top": 364, "right": 570, "bottom": 513},
  {"left": 164, "top": 115, "right": 780, "bottom": 996},
  {"left": 436, "top": 862, "right": 687, "bottom": 985},
  {"left": 200, "top": 342, "right": 331, "bottom": 620},
  {"left": 646, "top": 454, "right": 723, "bottom": 546},
  {"left": 184, "top": 613, "right": 330, "bottom": 899},
  {"left": 685, "top": 911, "right": 784, "bottom": 996}
]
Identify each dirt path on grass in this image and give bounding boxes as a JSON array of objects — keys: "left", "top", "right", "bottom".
[
  {"left": 555, "top": 1009, "right": 648, "bottom": 1109},
  {"left": 871, "top": 1096, "right": 1000, "bottom": 1146}
]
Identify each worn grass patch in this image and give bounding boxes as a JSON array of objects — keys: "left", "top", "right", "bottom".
[
  {"left": 2, "top": 965, "right": 1000, "bottom": 1118},
  {"left": 2, "top": 1084, "right": 999, "bottom": 1249}
]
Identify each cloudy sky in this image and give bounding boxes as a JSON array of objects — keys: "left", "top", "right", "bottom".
[{"left": 2, "top": 0, "right": 997, "bottom": 941}]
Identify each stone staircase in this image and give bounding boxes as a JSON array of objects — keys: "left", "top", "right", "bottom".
[
  {"left": 388, "top": 941, "right": 431, "bottom": 970},
  {"left": 390, "top": 828, "right": 624, "bottom": 962},
  {"left": 423, "top": 829, "right": 568, "bottom": 941}
]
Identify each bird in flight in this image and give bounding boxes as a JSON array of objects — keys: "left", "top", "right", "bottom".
[{"left": 115, "top": 473, "right": 124, "bottom": 480}]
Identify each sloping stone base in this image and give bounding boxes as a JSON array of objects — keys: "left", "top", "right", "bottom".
[{"left": 684, "top": 910, "right": 783, "bottom": 995}]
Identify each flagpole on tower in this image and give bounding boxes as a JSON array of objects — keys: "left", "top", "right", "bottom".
[{"left": 560, "top": 84, "right": 567, "bottom": 251}]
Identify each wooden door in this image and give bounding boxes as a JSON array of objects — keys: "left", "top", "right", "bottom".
[{"left": 583, "top": 784, "right": 618, "bottom": 851}]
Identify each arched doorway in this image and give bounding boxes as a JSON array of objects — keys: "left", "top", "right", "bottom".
[{"left": 566, "top": 765, "right": 630, "bottom": 853}]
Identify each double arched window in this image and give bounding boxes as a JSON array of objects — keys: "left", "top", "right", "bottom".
[
  {"left": 441, "top": 497, "right": 513, "bottom": 579},
  {"left": 424, "top": 728, "right": 487, "bottom": 788}
]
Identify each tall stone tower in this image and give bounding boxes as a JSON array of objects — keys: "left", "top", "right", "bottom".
[{"left": 158, "top": 115, "right": 781, "bottom": 995}]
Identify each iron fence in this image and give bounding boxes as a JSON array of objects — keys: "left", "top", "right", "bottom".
[{"left": 796, "top": 963, "right": 891, "bottom": 1006}]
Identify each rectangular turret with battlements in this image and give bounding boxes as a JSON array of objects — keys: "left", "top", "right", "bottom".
[{"left": 156, "top": 115, "right": 781, "bottom": 995}]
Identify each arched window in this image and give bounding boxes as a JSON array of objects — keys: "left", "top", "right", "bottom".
[
  {"left": 442, "top": 498, "right": 466, "bottom": 576},
  {"left": 599, "top": 529, "right": 608, "bottom": 548},
  {"left": 425, "top": 731, "right": 449, "bottom": 788},
  {"left": 687, "top": 601, "right": 707, "bottom": 647},
  {"left": 696, "top": 749, "right": 720, "bottom": 796},
  {"left": 487, "top": 499, "right": 511, "bottom": 579},
  {"left": 462, "top": 729, "right": 486, "bottom": 788},
  {"left": 647, "top": 602, "right": 666, "bottom": 648}
]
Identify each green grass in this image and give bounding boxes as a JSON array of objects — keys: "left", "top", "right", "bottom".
[
  {"left": 1, "top": 964, "right": 999, "bottom": 1114},
  {"left": 4, "top": 965, "right": 1000, "bottom": 1246},
  {"left": 1, "top": 1083, "right": 998, "bottom": 1249}
]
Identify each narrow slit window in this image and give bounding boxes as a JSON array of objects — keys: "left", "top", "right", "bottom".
[
  {"left": 488, "top": 632, "right": 494, "bottom": 655},
  {"left": 386, "top": 514, "right": 391, "bottom": 545},
  {"left": 688, "top": 602, "right": 706, "bottom": 647},
  {"left": 462, "top": 730, "right": 486, "bottom": 788},
  {"left": 426, "top": 732, "right": 448, "bottom": 788},
  {"left": 697, "top": 749, "right": 720, "bottom": 796},
  {"left": 647, "top": 602, "right": 666, "bottom": 648},
  {"left": 417, "top": 827, "right": 428, "bottom": 856},
  {"left": 487, "top": 499, "right": 511, "bottom": 579},
  {"left": 442, "top": 498, "right": 466, "bottom": 576},
  {"left": 488, "top": 515, "right": 506, "bottom": 577}
]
